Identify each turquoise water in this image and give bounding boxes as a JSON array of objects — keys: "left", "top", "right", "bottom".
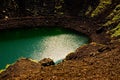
[{"left": 0, "top": 27, "right": 89, "bottom": 69}]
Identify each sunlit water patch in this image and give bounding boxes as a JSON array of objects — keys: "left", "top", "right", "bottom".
[{"left": 0, "top": 27, "right": 89, "bottom": 69}]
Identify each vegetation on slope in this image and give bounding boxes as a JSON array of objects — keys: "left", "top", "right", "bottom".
[
  {"left": 0, "top": 0, "right": 120, "bottom": 79},
  {"left": 111, "top": 23, "right": 120, "bottom": 37},
  {"left": 0, "top": 0, "right": 119, "bottom": 38}
]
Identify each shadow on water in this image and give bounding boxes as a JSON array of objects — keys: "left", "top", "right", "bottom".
[
  {"left": 0, "top": 27, "right": 83, "bottom": 41},
  {"left": 0, "top": 27, "right": 89, "bottom": 69}
]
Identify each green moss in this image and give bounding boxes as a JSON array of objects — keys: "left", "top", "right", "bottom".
[
  {"left": 111, "top": 23, "right": 120, "bottom": 37},
  {"left": 105, "top": 4, "right": 120, "bottom": 37},
  {"left": 91, "top": 0, "right": 112, "bottom": 17},
  {"left": 103, "top": 12, "right": 120, "bottom": 26},
  {"left": 112, "top": 13, "right": 120, "bottom": 21},
  {"left": 106, "top": 4, "right": 120, "bottom": 20},
  {"left": 85, "top": 6, "right": 92, "bottom": 16},
  {"left": 102, "top": 4, "right": 120, "bottom": 27}
]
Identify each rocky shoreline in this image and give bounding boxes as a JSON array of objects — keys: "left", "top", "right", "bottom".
[
  {"left": 0, "top": 0, "right": 120, "bottom": 79},
  {"left": 0, "top": 15, "right": 119, "bottom": 79},
  {"left": 0, "top": 16, "right": 110, "bottom": 44}
]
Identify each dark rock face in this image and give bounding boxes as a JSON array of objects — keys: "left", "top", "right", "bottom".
[
  {"left": 0, "top": 0, "right": 56, "bottom": 18},
  {"left": 64, "top": 0, "right": 88, "bottom": 16},
  {"left": 0, "top": 16, "right": 110, "bottom": 44},
  {"left": 64, "top": 0, "right": 99, "bottom": 16}
]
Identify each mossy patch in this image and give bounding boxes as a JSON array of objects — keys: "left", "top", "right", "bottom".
[
  {"left": 103, "top": 4, "right": 120, "bottom": 26},
  {"left": 85, "top": 6, "right": 92, "bottom": 16},
  {"left": 111, "top": 23, "right": 120, "bottom": 37},
  {"left": 106, "top": 4, "right": 120, "bottom": 20},
  {"left": 103, "top": 14, "right": 120, "bottom": 26},
  {"left": 91, "top": 0, "right": 112, "bottom": 17}
]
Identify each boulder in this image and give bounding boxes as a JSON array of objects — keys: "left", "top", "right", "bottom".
[{"left": 39, "top": 58, "right": 55, "bottom": 66}]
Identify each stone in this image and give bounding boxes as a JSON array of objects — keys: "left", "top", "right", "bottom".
[{"left": 39, "top": 58, "right": 55, "bottom": 66}]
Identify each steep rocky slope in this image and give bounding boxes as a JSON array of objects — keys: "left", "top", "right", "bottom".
[
  {"left": 0, "top": 40, "right": 120, "bottom": 80},
  {"left": 0, "top": 0, "right": 120, "bottom": 79}
]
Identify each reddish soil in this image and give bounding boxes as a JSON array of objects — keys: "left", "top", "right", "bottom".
[{"left": 0, "top": 16, "right": 119, "bottom": 80}]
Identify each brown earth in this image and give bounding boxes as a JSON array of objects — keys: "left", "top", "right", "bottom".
[
  {"left": 0, "top": 16, "right": 119, "bottom": 80},
  {"left": 0, "top": 16, "right": 110, "bottom": 44}
]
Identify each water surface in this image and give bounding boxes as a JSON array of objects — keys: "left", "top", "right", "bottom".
[{"left": 0, "top": 27, "right": 89, "bottom": 69}]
